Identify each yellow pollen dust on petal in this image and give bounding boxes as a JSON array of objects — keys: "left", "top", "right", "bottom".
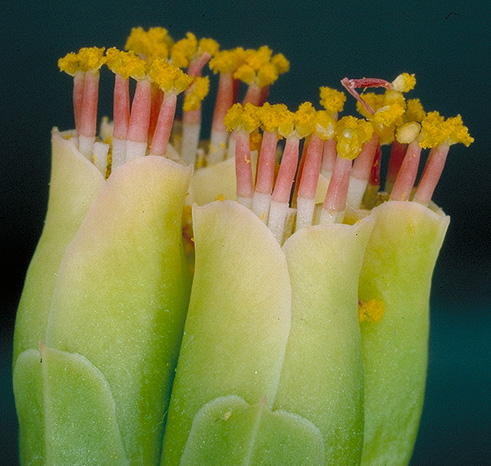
[
  {"left": 358, "top": 299, "right": 385, "bottom": 323},
  {"left": 224, "top": 103, "right": 261, "bottom": 133},
  {"left": 314, "top": 110, "right": 337, "bottom": 140},
  {"left": 335, "top": 115, "right": 374, "bottom": 160},
  {"left": 170, "top": 32, "right": 198, "bottom": 69},
  {"left": 404, "top": 98, "right": 426, "bottom": 123},
  {"left": 392, "top": 72, "right": 417, "bottom": 93},
  {"left": 319, "top": 86, "right": 346, "bottom": 114},
  {"left": 105, "top": 48, "right": 146, "bottom": 80},
  {"left": 198, "top": 38, "right": 220, "bottom": 57},
  {"left": 148, "top": 58, "right": 193, "bottom": 94},
  {"left": 183, "top": 76, "right": 210, "bottom": 111}
]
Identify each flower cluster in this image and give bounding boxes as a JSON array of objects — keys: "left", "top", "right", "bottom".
[{"left": 13, "top": 26, "right": 472, "bottom": 466}]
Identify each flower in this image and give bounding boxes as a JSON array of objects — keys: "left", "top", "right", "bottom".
[{"left": 13, "top": 27, "right": 472, "bottom": 466}]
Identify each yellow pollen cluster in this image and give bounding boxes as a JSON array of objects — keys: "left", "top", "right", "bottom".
[
  {"left": 148, "top": 58, "right": 193, "bottom": 94},
  {"left": 335, "top": 116, "right": 374, "bottom": 160},
  {"left": 392, "top": 72, "right": 417, "bottom": 93},
  {"left": 183, "top": 76, "right": 210, "bottom": 112},
  {"left": 356, "top": 93, "right": 385, "bottom": 119},
  {"left": 396, "top": 122, "right": 421, "bottom": 144},
  {"left": 314, "top": 110, "right": 337, "bottom": 140},
  {"left": 58, "top": 47, "right": 106, "bottom": 75},
  {"left": 209, "top": 48, "right": 246, "bottom": 74},
  {"left": 445, "top": 115, "right": 474, "bottom": 146},
  {"left": 105, "top": 48, "right": 146, "bottom": 80},
  {"left": 223, "top": 103, "right": 261, "bottom": 133},
  {"left": 418, "top": 111, "right": 448, "bottom": 148},
  {"left": 293, "top": 102, "right": 317, "bottom": 138},
  {"left": 198, "top": 38, "right": 220, "bottom": 58},
  {"left": 257, "top": 103, "right": 290, "bottom": 133},
  {"left": 358, "top": 299, "right": 385, "bottom": 323},
  {"left": 373, "top": 103, "right": 405, "bottom": 128},
  {"left": 319, "top": 87, "right": 346, "bottom": 114},
  {"left": 404, "top": 98, "right": 426, "bottom": 123},
  {"left": 170, "top": 32, "right": 198, "bottom": 69},
  {"left": 125, "top": 27, "right": 173, "bottom": 63}
]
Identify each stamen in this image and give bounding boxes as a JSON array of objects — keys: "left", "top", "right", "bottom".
[
  {"left": 320, "top": 156, "right": 352, "bottom": 224},
  {"left": 126, "top": 79, "right": 152, "bottom": 160},
  {"left": 385, "top": 140, "right": 407, "bottom": 193}
]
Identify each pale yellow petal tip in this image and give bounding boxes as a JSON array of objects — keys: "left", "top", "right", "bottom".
[
  {"left": 319, "top": 86, "right": 346, "bottom": 114},
  {"left": 392, "top": 73, "right": 416, "bottom": 93},
  {"left": 58, "top": 47, "right": 106, "bottom": 75},
  {"left": 148, "top": 58, "right": 193, "bottom": 94},
  {"left": 358, "top": 299, "right": 385, "bottom": 323},
  {"left": 335, "top": 116, "right": 374, "bottom": 160}
]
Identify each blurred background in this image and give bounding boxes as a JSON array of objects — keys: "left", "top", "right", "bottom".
[{"left": 1, "top": 1, "right": 490, "bottom": 464}]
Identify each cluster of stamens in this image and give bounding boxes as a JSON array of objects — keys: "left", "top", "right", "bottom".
[{"left": 58, "top": 27, "right": 473, "bottom": 244}]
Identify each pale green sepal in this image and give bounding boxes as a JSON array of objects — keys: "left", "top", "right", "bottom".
[
  {"left": 181, "top": 395, "right": 325, "bottom": 466},
  {"left": 13, "top": 346, "right": 128, "bottom": 466},
  {"left": 13, "top": 129, "right": 105, "bottom": 363},
  {"left": 358, "top": 201, "right": 450, "bottom": 466},
  {"left": 46, "top": 156, "right": 192, "bottom": 465},
  {"left": 161, "top": 200, "right": 291, "bottom": 465},
  {"left": 275, "top": 217, "right": 374, "bottom": 465}
]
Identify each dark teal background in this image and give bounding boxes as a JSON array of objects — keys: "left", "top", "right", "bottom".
[{"left": 1, "top": 1, "right": 490, "bottom": 465}]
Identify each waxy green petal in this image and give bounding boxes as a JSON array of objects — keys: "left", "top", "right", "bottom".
[
  {"left": 275, "top": 218, "right": 374, "bottom": 465},
  {"left": 358, "top": 201, "right": 450, "bottom": 466},
  {"left": 45, "top": 156, "right": 192, "bottom": 465},
  {"left": 181, "top": 395, "right": 325, "bottom": 465},
  {"left": 13, "top": 129, "right": 105, "bottom": 363},
  {"left": 161, "top": 201, "right": 291, "bottom": 465},
  {"left": 13, "top": 347, "right": 128, "bottom": 466}
]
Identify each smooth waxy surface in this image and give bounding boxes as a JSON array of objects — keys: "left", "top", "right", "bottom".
[
  {"left": 358, "top": 201, "right": 449, "bottom": 466},
  {"left": 13, "top": 129, "right": 105, "bottom": 363},
  {"left": 161, "top": 201, "right": 291, "bottom": 465},
  {"left": 275, "top": 217, "right": 374, "bottom": 465}
]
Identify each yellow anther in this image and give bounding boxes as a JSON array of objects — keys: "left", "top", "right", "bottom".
[
  {"left": 396, "top": 122, "right": 421, "bottom": 144},
  {"left": 58, "top": 47, "right": 106, "bottom": 75},
  {"left": 271, "top": 53, "right": 290, "bottom": 74},
  {"left": 335, "top": 116, "right": 374, "bottom": 160},
  {"left": 418, "top": 111, "right": 449, "bottom": 148},
  {"left": 314, "top": 110, "right": 337, "bottom": 140},
  {"left": 234, "top": 64, "right": 256, "bottom": 85},
  {"left": 404, "top": 98, "right": 426, "bottom": 123},
  {"left": 170, "top": 32, "right": 198, "bottom": 68},
  {"left": 148, "top": 58, "right": 193, "bottom": 94},
  {"left": 372, "top": 103, "right": 405, "bottom": 127},
  {"left": 358, "top": 299, "right": 385, "bottom": 323},
  {"left": 294, "top": 102, "right": 316, "bottom": 138},
  {"left": 257, "top": 62, "right": 279, "bottom": 87},
  {"left": 198, "top": 38, "right": 220, "bottom": 57},
  {"left": 445, "top": 114, "right": 474, "bottom": 146},
  {"left": 356, "top": 92, "right": 385, "bottom": 118},
  {"left": 125, "top": 26, "right": 173, "bottom": 63},
  {"left": 249, "top": 128, "right": 263, "bottom": 151},
  {"left": 209, "top": 47, "right": 245, "bottom": 74},
  {"left": 224, "top": 103, "right": 261, "bottom": 133},
  {"left": 105, "top": 48, "right": 146, "bottom": 80},
  {"left": 319, "top": 86, "right": 346, "bottom": 114},
  {"left": 257, "top": 102, "right": 290, "bottom": 133},
  {"left": 392, "top": 72, "right": 416, "bottom": 93},
  {"left": 183, "top": 76, "right": 210, "bottom": 111}
]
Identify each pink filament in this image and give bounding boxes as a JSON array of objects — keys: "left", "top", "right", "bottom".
[
  {"left": 150, "top": 93, "right": 177, "bottom": 156},
  {"left": 79, "top": 70, "right": 100, "bottom": 138},
  {"left": 323, "top": 156, "right": 352, "bottom": 212},
  {"left": 127, "top": 79, "right": 152, "bottom": 143},
  {"left": 413, "top": 144, "right": 450, "bottom": 205},
  {"left": 212, "top": 72, "right": 234, "bottom": 132},
  {"left": 242, "top": 83, "right": 262, "bottom": 105},
  {"left": 73, "top": 71, "right": 85, "bottom": 135},
  {"left": 297, "top": 134, "right": 323, "bottom": 199},
  {"left": 321, "top": 139, "right": 337, "bottom": 174},
  {"left": 272, "top": 137, "right": 300, "bottom": 204},
  {"left": 351, "top": 133, "right": 379, "bottom": 181},
  {"left": 255, "top": 130, "right": 278, "bottom": 195},
  {"left": 183, "top": 52, "right": 211, "bottom": 126},
  {"left": 112, "top": 74, "right": 130, "bottom": 140},
  {"left": 235, "top": 131, "right": 254, "bottom": 199},
  {"left": 390, "top": 140, "right": 422, "bottom": 201},
  {"left": 386, "top": 140, "right": 408, "bottom": 191}
]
